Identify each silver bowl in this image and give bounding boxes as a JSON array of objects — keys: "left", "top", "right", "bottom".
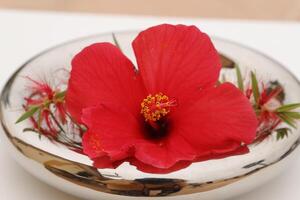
[{"left": 1, "top": 31, "right": 300, "bottom": 200}]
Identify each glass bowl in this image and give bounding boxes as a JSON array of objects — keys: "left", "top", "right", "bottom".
[{"left": 1, "top": 31, "right": 300, "bottom": 200}]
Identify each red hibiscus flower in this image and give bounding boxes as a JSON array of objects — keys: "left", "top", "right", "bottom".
[{"left": 66, "top": 24, "right": 258, "bottom": 174}]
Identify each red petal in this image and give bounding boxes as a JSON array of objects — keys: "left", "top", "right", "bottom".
[
  {"left": 81, "top": 104, "right": 143, "bottom": 161},
  {"left": 132, "top": 24, "right": 221, "bottom": 105},
  {"left": 93, "top": 156, "right": 124, "bottom": 169},
  {"left": 83, "top": 130, "right": 126, "bottom": 168},
  {"left": 66, "top": 43, "right": 146, "bottom": 122},
  {"left": 194, "top": 143, "right": 250, "bottom": 162},
  {"left": 82, "top": 130, "right": 105, "bottom": 159},
  {"left": 130, "top": 158, "right": 191, "bottom": 174},
  {"left": 195, "top": 145, "right": 249, "bottom": 162},
  {"left": 134, "top": 132, "right": 196, "bottom": 169},
  {"left": 82, "top": 104, "right": 197, "bottom": 169},
  {"left": 173, "top": 83, "right": 257, "bottom": 156}
]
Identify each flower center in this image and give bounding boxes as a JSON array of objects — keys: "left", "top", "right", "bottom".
[{"left": 141, "top": 92, "right": 177, "bottom": 122}]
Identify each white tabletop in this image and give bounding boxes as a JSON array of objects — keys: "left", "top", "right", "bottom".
[{"left": 1, "top": 9, "right": 300, "bottom": 200}]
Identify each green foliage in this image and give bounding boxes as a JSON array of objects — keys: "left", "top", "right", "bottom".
[
  {"left": 282, "top": 112, "right": 300, "bottom": 119},
  {"left": 16, "top": 90, "right": 66, "bottom": 124},
  {"left": 54, "top": 90, "right": 66, "bottom": 99},
  {"left": 276, "top": 104, "right": 300, "bottom": 128},
  {"left": 276, "top": 103, "right": 300, "bottom": 112},
  {"left": 112, "top": 33, "right": 121, "bottom": 50},
  {"left": 15, "top": 106, "right": 40, "bottom": 124},
  {"left": 251, "top": 71, "right": 260, "bottom": 105},
  {"left": 276, "top": 128, "right": 291, "bottom": 140},
  {"left": 277, "top": 112, "right": 296, "bottom": 128},
  {"left": 235, "top": 65, "right": 244, "bottom": 91}
]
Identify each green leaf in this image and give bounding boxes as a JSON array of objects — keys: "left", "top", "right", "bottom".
[
  {"left": 276, "top": 128, "right": 291, "bottom": 140},
  {"left": 54, "top": 90, "right": 66, "bottom": 99},
  {"left": 37, "top": 108, "right": 42, "bottom": 130},
  {"left": 235, "top": 65, "right": 244, "bottom": 91},
  {"left": 282, "top": 111, "right": 300, "bottom": 119},
  {"left": 277, "top": 113, "right": 296, "bottom": 128},
  {"left": 112, "top": 33, "right": 121, "bottom": 50},
  {"left": 276, "top": 103, "right": 300, "bottom": 112},
  {"left": 16, "top": 106, "right": 40, "bottom": 124},
  {"left": 23, "top": 127, "right": 39, "bottom": 133},
  {"left": 251, "top": 71, "right": 260, "bottom": 105},
  {"left": 23, "top": 128, "right": 43, "bottom": 139}
]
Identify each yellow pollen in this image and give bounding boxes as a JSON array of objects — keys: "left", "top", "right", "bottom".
[{"left": 140, "top": 92, "right": 177, "bottom": 122}]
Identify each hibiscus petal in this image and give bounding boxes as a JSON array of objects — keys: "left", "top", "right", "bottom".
[
  {"left": 130, "top": 158, "right": 191, "bottom": 174},
  {"left": 132, "top": 24, "right": 221, "bottom": 105},
  {"left": 83, "top": 128, "right": 127, "bottom": 168},
  {"left": 195, "top": 145, "right": 249, "bottom": 162},
  {"left": 82, "top": 104, "right": 197, "bottom": 169},
  {"left": 66, "top": 43, "right": 146, "bottom": 122},
  {"left": 81, "top": 104, "right": 143, "bottom": 161},
  {"left": 134, "top": 132, "right": 196, "bottom": 169},
  {"left": 173, "top": 83, "right": 257, "bottom": 156},
  {"left": 82, "top": 130, "right": 105, "bottom": 159},
  {"left": 93, "top": 156, "right": 124, "bottom": 169}
]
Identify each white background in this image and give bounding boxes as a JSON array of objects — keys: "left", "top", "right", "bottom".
[{"left": 1, "top": 9, "right": 300, "bottom": 200}]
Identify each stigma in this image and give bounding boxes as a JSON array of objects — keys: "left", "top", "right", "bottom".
[{"left": 141, "top": 92, "right": 177, "bottom": 122}]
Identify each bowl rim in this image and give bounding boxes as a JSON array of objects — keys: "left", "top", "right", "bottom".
[{"left": 2, "top": 29, "right": 300, "bottom": 98}]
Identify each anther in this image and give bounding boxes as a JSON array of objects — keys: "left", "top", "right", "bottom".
[{"left": 140, "top": 92, "right": 177, "bottom": 122}]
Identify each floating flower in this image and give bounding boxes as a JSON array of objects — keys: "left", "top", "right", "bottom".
[
  {"left": 21, "top": 78, "right": 67, "bottom": 137},
  {"left": 17, "top": 77, "right": 85, "bottom": 151},
  {"left": 66, "top": 24, "right": 258, "bottom": 173},
  {"left": 245, "top": 77, "right": 298, "bottom": 142},
  {"left": 249, "top": 80, "right": 283, "bottom": 141},
  {"left": 233, "top": 65, "right": 300, "bottom": 142}
]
